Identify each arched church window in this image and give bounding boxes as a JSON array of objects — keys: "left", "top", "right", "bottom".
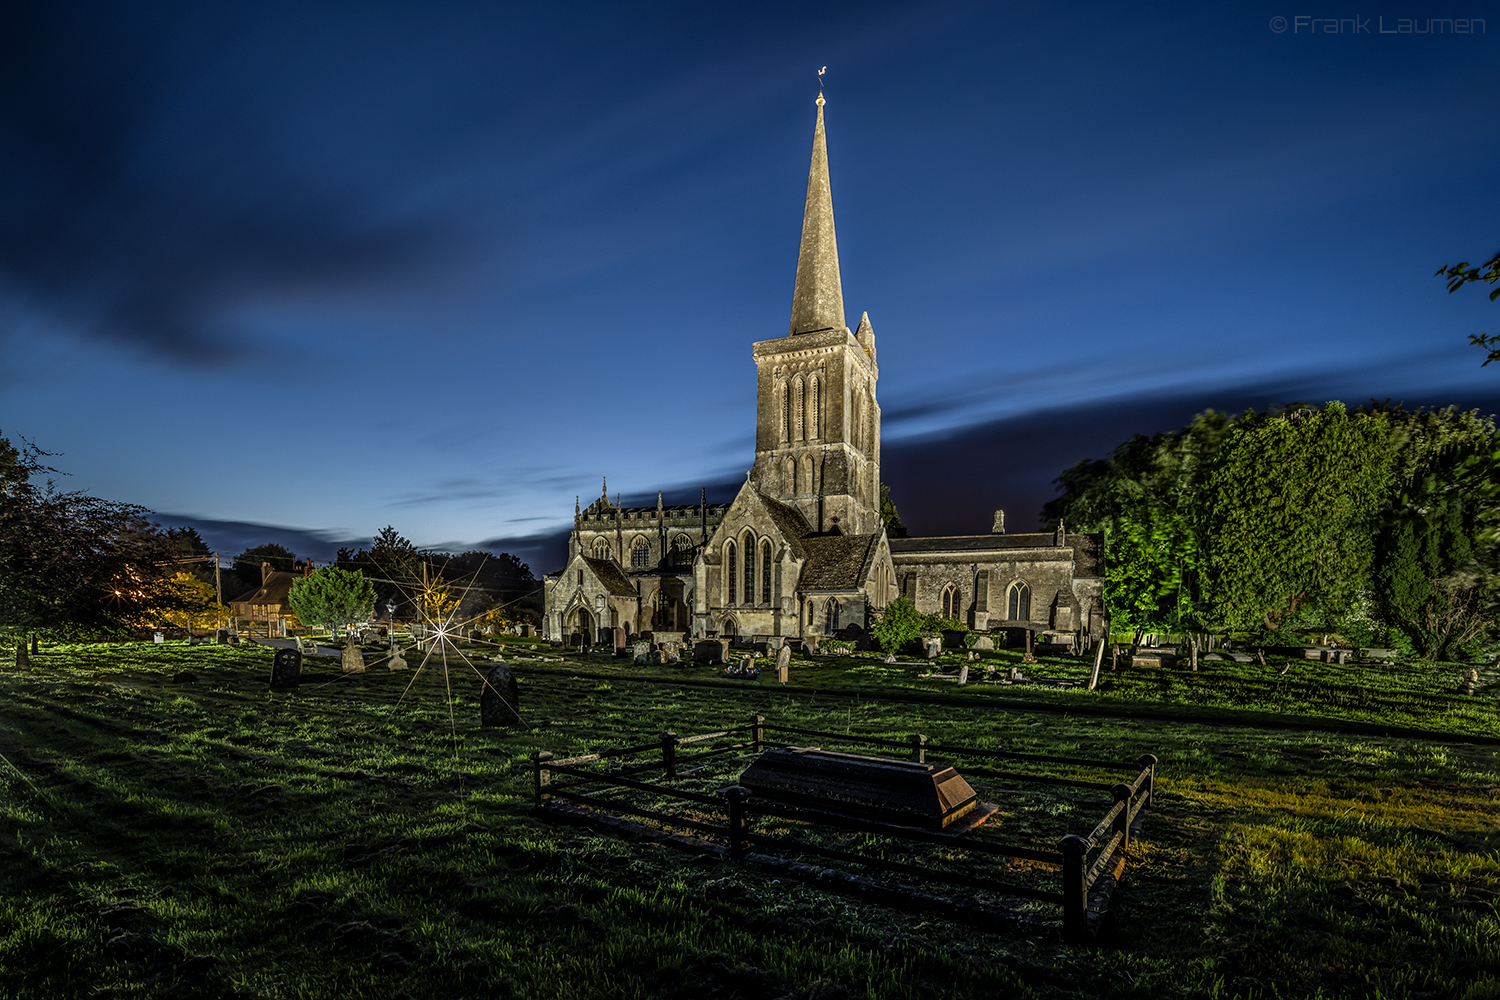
[
  {"left": 726, "top": 542, "right": 737, "bottom": 605},
  {"left": 783, "top": 457, "right": 795, "bottom": 494},
  {"left": 673, "top": 535, "right": 693, "bottom": 566},
  {"left": 631, "top": 539, "right": 650, "bottom": 568},
  {"left": 591, "top": 538, "right": 609, "bottom": 558},
  {"left": 941, "top": 585, "right": 959, "bottom": 618},
  {"left": 794, "top": 377, "right": 806, "bottom": 441},
  {"left": 825, "top": 598, "right": 841, "bottom": 634},
  {"left": 1008, "top": 582, "right": 1031, "bottom": 622},
  {"left": 850, "top": 390, "right": 861, "bottom": 451},
  {"left": 802, "top": 455, "right": 815, "bottom": 495},
  {"left": 810, "top": 376, "right": 821, "bottom": 440},
  {"left": 780, "top": 383, "right": 790, "bottom": 443},
  {"left": 743, "top": 532, "right": 756, "bottom": 604},
  {"left": 761, "top": 541, "right": 772, "bottom": 603}
]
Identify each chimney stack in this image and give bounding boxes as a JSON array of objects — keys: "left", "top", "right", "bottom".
[
  {"left": 991, "top": 510, "right": 1005, "bottom": 535},
  {"left": 261, "top": 561, "right": 272, "bottom": 585}
]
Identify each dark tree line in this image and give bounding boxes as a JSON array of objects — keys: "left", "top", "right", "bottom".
[{"left": 1044, "top": 402, "right": 1499, "bottom": 660}]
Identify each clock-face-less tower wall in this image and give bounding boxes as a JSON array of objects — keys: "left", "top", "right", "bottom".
[{"left": 749, "top": 94, "right": 882, "bottom": 536}]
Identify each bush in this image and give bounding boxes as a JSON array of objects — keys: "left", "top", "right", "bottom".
[{"left": 871, "top": 596, "right": 922, "bottom": 654}]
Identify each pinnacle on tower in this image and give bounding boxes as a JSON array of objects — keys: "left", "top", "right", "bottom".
[{"left": 788, "top": 93, "right": 846, "bottom": 336}]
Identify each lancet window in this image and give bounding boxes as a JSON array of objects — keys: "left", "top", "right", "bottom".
[{"left": 1008, "top": 582, "right": 1031, "bottom": 622}]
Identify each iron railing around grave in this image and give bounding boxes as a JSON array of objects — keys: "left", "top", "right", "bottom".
[{"left": 531, "top": 715, "right": 1156, "bottom": 944}]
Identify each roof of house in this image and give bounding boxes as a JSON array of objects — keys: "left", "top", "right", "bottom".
[
  {"left": 229, "top": 571, "right": 301, "bottom": 609},
  {"left": 799, "top": 533, "right": 881, "bottom": 591},
  {"left": 582, "top": 556, "right": 638, "bottom": 597}
]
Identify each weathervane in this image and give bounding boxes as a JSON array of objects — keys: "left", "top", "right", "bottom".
[{"left": 817, "top": 66, "right": 826, "bottom": 105}]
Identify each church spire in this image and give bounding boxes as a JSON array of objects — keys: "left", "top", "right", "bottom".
[{"left": 788, "top": 92, "right": 845, "bottom": 336}]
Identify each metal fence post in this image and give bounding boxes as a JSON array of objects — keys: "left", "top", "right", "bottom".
[
  {"left": 720, "top": 785, "right": 750, "bottom": 859},
  {"left": 751, "top": 714, "right": 765, "bottom": 754},
  {"left": 1059, "top": 833, "right": 1090, "bottom": 945},
  {"left": 531, "top": 750, "right": 553, "bottom": 807},
  {"left": 661, "top": 731, "right": 678, "bottom": 779},
  {"left": 1137, "top": 753, "right": 1158, "bottom": 810},
  {"left": 1110, "top": 782, "right": 1133, "bottom": 855},
  {"left": 908, "top": 733, "right": 927, "bottom": 764}
]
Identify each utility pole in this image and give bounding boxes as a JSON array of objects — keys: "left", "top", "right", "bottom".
[{"left": 214, "top": 553, "right": 222, "bottom": 606}]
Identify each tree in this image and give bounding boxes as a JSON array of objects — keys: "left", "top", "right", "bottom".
[
  {"left": 1043, "top": 410, "right": 1239, "bottom": 635},
  {"left": 0, "top": 431, "right": 177, "bottom": 641},
  {"left": 1436, "top": 251, "right": 1500, "bottom": 366},
  {"left": 871, "top": 595, "right": 922, "bottom": 654},
  {"left": 1201, "top": 402, "right": 1393, "bottom": 634},
  {"left": 287, "top": 567, "right": 376, "bottom": 637},
  {"left": 879, "top": 483, "right": 908, "bottom": 538},
  {"left": 140, "top": 572, "right": 229, "bottom": 632}
]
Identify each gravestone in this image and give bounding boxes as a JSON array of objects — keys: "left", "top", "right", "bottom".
[
  {"left": 649, "top": 650, "right": 663, "bottom": 665},
  {"left": 520, "top": 624, "right": 533, "bottom": 637},
  {"left": 388, "top": 651, "right": 408, "bottom": 671},
  {"left": 480, "top": 662, "right": 521, "bottom": 727},
  {"left": 661, "top": 641, "right": 681, "bottom": 663},
  {"left": 739, "top": 655, "right": 756, "bottom": 673},
  {"left": 776, "top": 644, "right": 791, "bottom": 685},
  {"left": 957, "top": 663, "right": 969, "bottom": 687},
  {"left": 614, "top": 627, "right": 627, "bottom": 652},
  {"left": 694, "top": 639, "right": 728, "bottom": 664},
  {"left": 923, "top": 638, "right": 941, "bottom": 659},
  {"left": 215, "top": 629, "right": 229, "bottom": 645},
  {"left": 971, "top": 635, "right": 995, "bottom": 651},
  {"left": 15, "top": 642, "right": 28, "bottom": 670},
  {"left": 270, "top": 648, "right": 302, "bottom": 690},
  {"left": 341, "top": 642, "right": 365, "bottom": 674},
  {"left": 633, "top": 640, "right": 651, "bottom": 665},
  {"left": 153, "top": 633, "right": 165, "bottom": 644}
]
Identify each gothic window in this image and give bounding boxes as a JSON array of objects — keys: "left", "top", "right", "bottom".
[
  {"left": 672, "top": 535, "right": 693, "bottom": 566},
  {"left": 743, "top": 532, "right": 756, "bottom": 604},
  {"left": 802, "top": 455, "right": 815, "bottom": 495},
  {"left": 783, "top": 457, "right": 795, "bottom": 494},
  {"left": 1008, "top": 582, "right": 1031, "bottom": 622},
  {"left": 780, "top": 383, "right": 790, "bottom": 443},
  {"left": 941, "top": 584, "right": 959, "bottom": 618},
  {"left": 850, "top": 390, "right": 861, "bottom": 450},
  {"left": 726, "top": 541, "right": 737, "bottom": 605},
  {"left": 825, "top": 598, "right": 841, "bottom": 634},
  {"left": 761, "top": 541, "right": 772, "bottom": 603},
  {"left": 631, "top": 538, "right": 650, "bottom": 568},
  {"left": 591, "top": 538, "right": 609, "bottom": 558},
  {"left": 794, "top": 377, "right": 806, "bottom": 441},
  {"left": 810, "top": 375, "right": 821, "bottom": 440}
]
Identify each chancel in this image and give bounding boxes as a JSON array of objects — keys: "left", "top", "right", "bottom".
[{"left": 543, "top": 93, "right": 1107, "bottom": 650}]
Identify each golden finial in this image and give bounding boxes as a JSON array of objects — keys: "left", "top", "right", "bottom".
[{"left": 816, "top": 66, "right": 826, "bottom": 106}]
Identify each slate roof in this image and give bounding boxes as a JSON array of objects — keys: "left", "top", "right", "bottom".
[
  {"left": 799, "top": 533, "right": 881, "bottom": 591},
  {"left": 756, "top": 492, "right": 814, "bottom": 558},
  {"left": 887, "top": 533, "right": 1105, "bottom": 577},
  {"left": 582, "top": 556, "right": 638, "bottom": 597},
  {"left": 229, "top": 571, "right": 300, "bottom": 611}
]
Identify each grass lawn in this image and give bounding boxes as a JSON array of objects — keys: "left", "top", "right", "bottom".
[{"left": 0, "top": 639, "right": 1496, "bottom": 998}]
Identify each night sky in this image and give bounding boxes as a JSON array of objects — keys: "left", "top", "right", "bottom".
[{"left": 4, "top": 2, "right": 1499, "bottom": 577}]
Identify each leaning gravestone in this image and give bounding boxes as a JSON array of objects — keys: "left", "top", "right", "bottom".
[
  {"left": 776, "top": 644, "right": 791, "bottom": 685},
  {"left": 480, "top": 662, "right": 521, "bottom": 727},
  {"left": 957, "top": 663, "right": 969, "bottom": 687},
  {"left": 270, "top": 648, "right": 302, "bottom": 690},
  {"left": 341, "top": 642, "right": 365, "bottom": 674}
]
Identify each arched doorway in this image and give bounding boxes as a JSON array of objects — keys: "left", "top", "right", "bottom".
[{"left": 566, "top": 606, "right": 595, "bottom": 645}]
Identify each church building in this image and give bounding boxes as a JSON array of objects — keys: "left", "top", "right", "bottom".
[{"left": 543, "top": 94, "right": 1105, "bottom": 650}]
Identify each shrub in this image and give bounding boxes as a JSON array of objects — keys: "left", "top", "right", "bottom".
[{"left": 871, "top": 596, "right": 922, "bottom": 654}]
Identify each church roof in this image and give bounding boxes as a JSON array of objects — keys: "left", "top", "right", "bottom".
[
  {"left": 799, "top": 533, "right": 881, "bottom": 591},
  {"left": 788, "top": 96, "right": 845, "bottom": 337},
  {"left": 756, "top": 492, "right": 815, "bottom": 558},
  {"left": 581, "top": 556, "right": 637, "bottom": 596},
  {"left": 888, "top": 533, "right": 1105, "bottom": 577}
]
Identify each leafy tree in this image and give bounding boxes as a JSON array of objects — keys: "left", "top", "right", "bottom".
[
  {"left": 871, "top": 595, "right": 922, "bottom": 654},
  {"left": 0, "top": 432, "right": 176, "bottom": 641},
  {"left": 287, "top": 567, "right": 376, "bottom": 637},
  {"left": 879, "top": 483, "right": 908, "bottom": 538},
  {"left": 1043, "top": 410, "right": 1239, "bottom": 635},
  {"left": 141, "top": 572, "right": 229, "bottom": 632},
  {"left": 1436, "top": 251, "right": 1500, "bottom": 366},
  {"left": 1201, "top": 402, "right": 1393, "bottom": 633}
]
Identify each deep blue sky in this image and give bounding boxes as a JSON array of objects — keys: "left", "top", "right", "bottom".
[{"left": 3, "top": 1, "right": 1499, "bottom": 574}]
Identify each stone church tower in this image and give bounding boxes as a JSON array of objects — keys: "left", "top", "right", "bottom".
[{"left": 748, "top": 93, "right": 882, "bottom": 536}]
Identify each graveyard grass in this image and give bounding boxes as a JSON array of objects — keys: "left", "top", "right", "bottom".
[{"left": 0, "top": 641, "right": 1495, "bottom": 999}]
